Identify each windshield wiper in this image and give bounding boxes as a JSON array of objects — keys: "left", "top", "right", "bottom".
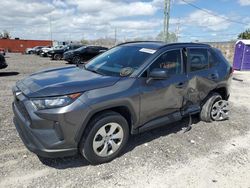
[{"left": 85, "top": 67, "right": 105, "bottom": 76}]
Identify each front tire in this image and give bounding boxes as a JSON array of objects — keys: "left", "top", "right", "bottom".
[
  {"left": 80, "top": 111, "right": 129, "bottom": 164},
  {"left": 72, "top": 55, "right": 82, "bottom": 64}
]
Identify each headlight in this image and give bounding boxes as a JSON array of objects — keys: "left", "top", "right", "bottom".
[
  {"left": 31, "top": 93, "right": 81, "bottom": 110},
  {"left": 66, "top": 52, "right": 72, "bottom": 56}
]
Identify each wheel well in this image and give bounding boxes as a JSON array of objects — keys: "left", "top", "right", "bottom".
[
  {"left": 109, "top": 106, "right": 133, "bottom": 128},
  {"left": 81, "top": 106, "right": 133, "bottom": 139},
  {"left": 210, "top": 87, "right": 228, "bottom": 100}
]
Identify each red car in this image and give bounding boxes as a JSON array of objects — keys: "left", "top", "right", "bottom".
[{"left": 0, "top": 48, "right": 5, "bottom": 56}]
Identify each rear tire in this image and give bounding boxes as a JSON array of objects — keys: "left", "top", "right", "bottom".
[
  {"left": 200, "top": 93, "right": 223, "bottom": 122},
  {"left": 79, "top": 111, "right": 129, "bottom": 164},
  {"left": 54, "top": 54, "right": 62, "bottom": 60}
]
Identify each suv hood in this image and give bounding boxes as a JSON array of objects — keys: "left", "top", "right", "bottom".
[
  {"left": 49, "top": 48, "right": 66, "bottom": 53},
  {"left": 17, "top": 66, "right": 121, "bottom": 98},
  {"left": 64, "top": 50, "right": 74, "bottom": 55},
  {"left": 42, "top": 47, "right": 51, "bottom": 51}
]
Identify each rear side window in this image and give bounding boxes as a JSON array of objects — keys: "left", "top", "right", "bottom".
[
  {"left": 189, "top": 48, "right": 208, "bottom": 72},
  {"left": 208, "top": 49, "right": 220, "bottom": 67},
  {"left": 87, "top": 47, "right": 101, "bottom": 53},
  {"left": 72, "top": 45, "right": 81, "bottom": 50}
]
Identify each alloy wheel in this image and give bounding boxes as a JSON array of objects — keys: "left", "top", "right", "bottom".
[
  {"left": 73, "top": 56, "right": 82, "bottom": 64},
  {"left": 211, "top": 100, "right": 229, "bottom": 121},
  {"left": 92, "top": 122, "right": 124, "bottom": 157}
]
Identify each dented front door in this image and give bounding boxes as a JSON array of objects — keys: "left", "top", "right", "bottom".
[{"left": 139, "top": 49, "right": 188, "bottom": 125}]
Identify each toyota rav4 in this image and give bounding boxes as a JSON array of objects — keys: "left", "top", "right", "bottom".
[{"left": 12, "top": 42, "right": 232, "bottom": 164}]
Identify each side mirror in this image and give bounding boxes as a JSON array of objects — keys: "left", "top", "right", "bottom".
[
  {"left": 147, "top": 68, "right": 168, "bottom": 84},
  {"left": 149, "top": 68, "right": 168, "bottom": 79}
]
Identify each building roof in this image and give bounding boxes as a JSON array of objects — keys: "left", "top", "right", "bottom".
[{"left": 236, "top": 40, "right": 250, "bottom": 45}]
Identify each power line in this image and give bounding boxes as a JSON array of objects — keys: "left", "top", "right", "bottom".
[{"left": 181, "top": 0, "right": 247, "bottom": 25}]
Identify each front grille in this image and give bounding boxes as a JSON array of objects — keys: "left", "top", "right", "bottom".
[{"left": 15, "top": 99, "right": 31, "bottom": 122}]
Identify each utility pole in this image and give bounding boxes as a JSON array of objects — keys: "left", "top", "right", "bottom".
[
  {"left": 164, "top": 0, "right": 171, "bottom": 42},
  {"left": 49, "top": 16, "right": 53, "bottom": 44},
  {"left": 175, "top": 18, "right": 180, "bottom": 42}
]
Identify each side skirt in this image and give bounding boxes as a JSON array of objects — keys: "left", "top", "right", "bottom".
[
  {"left": 133, "top": 104, "right": 201, "bottom": 134},
  {"left": 137, "top": 111, "right": 182, "bottom": 133}
]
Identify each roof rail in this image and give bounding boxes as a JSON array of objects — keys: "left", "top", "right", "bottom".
[
  {"left": 116, "top": 40, "right": 165, "bottom": 46},
  {"left": 158, "top": 42, "right": 211, "bottom": 49}
]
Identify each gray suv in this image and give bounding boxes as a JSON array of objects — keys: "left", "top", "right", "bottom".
[{"left": 12, "top": 42, "right": 232, "bottom": 164}]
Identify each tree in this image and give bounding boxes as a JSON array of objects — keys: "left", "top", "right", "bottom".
[
  {"left": 81, "top": 38, "right": 89, "bottom": 45},
  {"left": 0, "top": 30, "right": 11, "bottom": 39},
  {"left": 238, "top": 29, "right": 250, "bottom": 39},
  {"left": 156, "top": 31, "right": 178, "bottom": 43}
]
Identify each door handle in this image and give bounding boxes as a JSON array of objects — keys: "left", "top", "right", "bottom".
[
  {"left": 208, "top": 73, "right": 218, "bottom": 80},
  {"left": 175, "top": 82, "right": 186, "bottom": 88}
]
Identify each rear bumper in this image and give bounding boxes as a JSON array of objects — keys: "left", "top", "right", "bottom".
[
  {"left": 13, "top": 103, "right": 78, "bottom": 158},
  {"left": 0, "top": 63, "right": 8, "bottom": 69}
]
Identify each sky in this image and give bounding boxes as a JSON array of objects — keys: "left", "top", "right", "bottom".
[{"left": 0, "top": 0, "right": 250, "bottom": 42}]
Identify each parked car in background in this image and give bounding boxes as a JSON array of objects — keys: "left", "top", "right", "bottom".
[
  {"left": 25, "top": 48, "right": 33, "bottom": 54},
  {"left": 35, "top": 46, "right": 49, "bottom": 55},
  {"left": 39, "top": 46, "right": 51, "bottom": 57},
  {"left": 63, "top": 46, "right": 108, "bottom": 64},
  {"left": 41, "top": 45, "right": 65, "bottom": 57},
  {"left": 0, "top": 48, "right": 6, "bottom": 56},
  {"left": 25, "top": 46, "right": 44, "bottom": 54},
  {"left": 12, "top": 42, "right": 233, "bottom": 164},
  {"left": 0, "top": 54, "right": 7, "bottom": 69},
  {"left": 48, "top": 44, "right": 83, "bottom": 60}
]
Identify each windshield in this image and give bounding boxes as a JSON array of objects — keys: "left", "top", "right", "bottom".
[
  {"left": 54, "top": 45, "right": 63, "bottom": 49},
  {"left": 76, "top": 46, "right": 86, "bottom": 51},
  {"left": 85, "top": 46, "right": 153, "bottom": 77}
]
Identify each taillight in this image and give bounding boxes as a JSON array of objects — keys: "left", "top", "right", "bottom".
[{"left": 230, "top": 67, "right": 234, "bottom": 76}]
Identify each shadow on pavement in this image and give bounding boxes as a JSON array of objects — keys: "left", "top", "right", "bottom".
[
  {"left": 0, "top": 72, "right": 19, "bottom": 77},
  {"left": 39, "top": 115, "right": 200, "bottom": 169}
]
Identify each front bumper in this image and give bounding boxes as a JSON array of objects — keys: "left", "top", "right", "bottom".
[
  {"left": 13, "top": 113, "right": 77, "bottom": 158},
  {"left": 12, "top": 88, "right": 90, "bottom": 158},
  {"left": 40, "top": 52, "right": 48, "bottom": 57},
  {"left": 47, "top": 52, "right": 54, "bottom": 58},
  {"left": 0, "top": 63, "right": 8, "bottom": 69},
  {"left": 63, "top": 54, "right": 73, "bottom": 62}
]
